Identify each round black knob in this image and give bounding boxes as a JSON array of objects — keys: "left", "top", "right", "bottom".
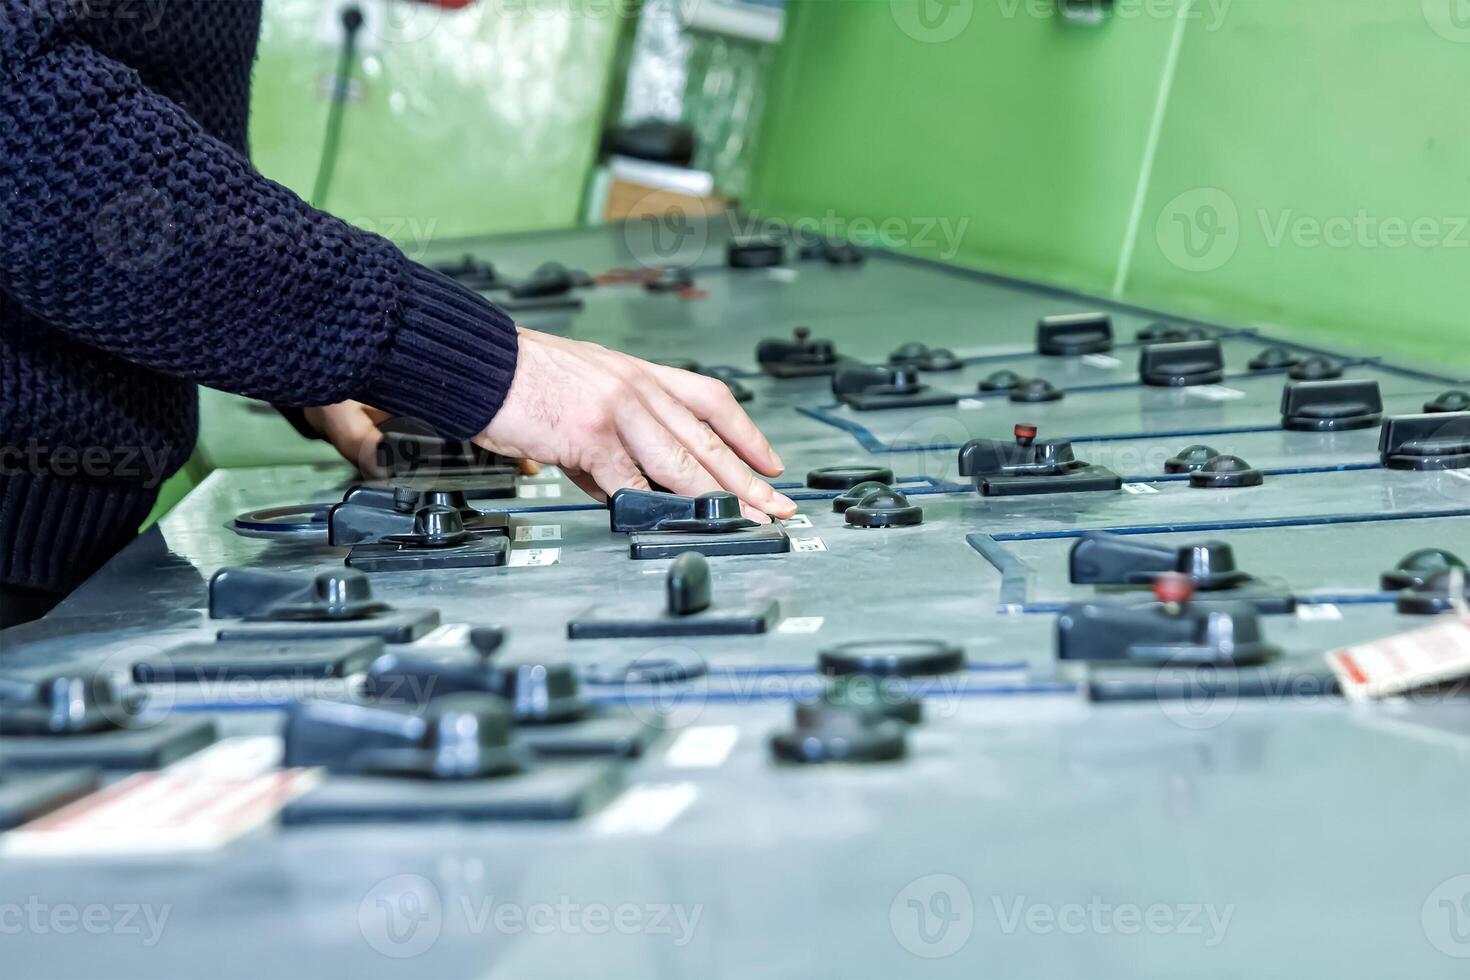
[
  {"left": 979, "top": 369, "right": 1024, "bottom": 392},
  {"left": 769, "top": 702, "right": 908, "bottom": 764},
  {"left": 819, "top": 639, "right": 964, "bottom": 677},
  {"left": 1189, "top": 455, "right": 1264, "bottom": 489},
  {"left": 494, "top": 663, "right": 588, "bottom": 724},
  {"left": 1381, "top": 548, "right": 1466, "bottom": 591},
  {"left": 1425, "top": 390, "right": 1470, "bottom": 413},
  {"left": 315, "top": 569, "right": 375, "bottom": 606},
  {"left": 1165, "top": 444, "right": 1222, "bottom": 473},
  {"left": 822, "top": 676, "right": 923, "bottom": 724},
  {"left": 1288, "top": 356, "right": 1342, "bottom": 381},
  {"left": 844, "top": 489, "right": 924, "bottom": 528},
  {"left": 917, "top": 348, "right": 962, "bottom": 372},
  {"left": 888, "top": 342, "right": 929, "bottom": 364},
  {"left": 693, "top": 492, "right": 743, "bottom": 522},
  {"left": 1009, "top": 378, "right": 1064, "bottom": 403},
  {"left": 1248, "top": 346, "right": 1300, "bottom": 371},
  {"left": 1396, "top": 570, "right": 1470, "bottom": 616},
  {"left": 807, "top": 465, "right": 894, "bottom": 490},
  {"left": 832, "top": 480, "right": 892, "bottom": 513}
]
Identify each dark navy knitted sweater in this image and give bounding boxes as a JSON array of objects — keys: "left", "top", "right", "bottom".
[{"left": 0, "top": 0, "right": 519, "bottom": 592}]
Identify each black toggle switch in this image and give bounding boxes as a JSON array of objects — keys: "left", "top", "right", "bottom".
[
  {"left": 819, "top": 240, "right": 864, "bottom": 265},
  {"left": 958, "top": 424, "right": 1121, "bottom": 496},
  {"left": 1137, "top": 323, "right": 1189, "bottom": 345},
  {"left": 1070, "top": 533, "right": 1253, "bottom": 590},
  {"left": 610, "top": 490, "right": 789, "bottom": 559},
  {"left": 0, "top": 673, "right": 138, "bottom": 736},
  {"left": 1288, "top": 356, "right": 1343, "bottom": 381},
  {"left": 284, "top": 694, "right": 527, "bottom": 779},
  {"left": 1281, "top": 379, "right": 1384, "bottom": 431},
  {"left": 845, "top": 489, "right": 923, "bottom": 528},
  {"left": 568, "top": 552, "right": 778, "bottom": 639},
  {"left": 1138, "top": 340, "right": 1224, "bottom": 387},
  {"left": 728, "top": 234, "right": 786, "bottom": 269},
  {"left": 1037, "top": 313, "right": 1112, "bottom": 356},
  {"left": 1008, "top": 377, "right": 1064, "bottom": 403},
  {"left": 508, "top": 261, "right": 584, "bottom": 300},
  {"left": 807, "top": 464, "right": 895, "bottom": 490},
  {"left": 1395, "top": 569, "right": 1470, "bottom": 615},
  {"left": 1378, "top": 412, "right": 1470, "bottom": 471},
  {"left": 888, "top": 343, "right": 961, "bottom": 372},
  {"left": 1248, "top": 346, "right": 1301, "bottom": 371},
  {"left": 756, "top": 326, "right": 843, "bottom": 378},
  {"left": 0, "top": 673, "right": 217, "bottom": 770},
  {"left": 610, "top": 489, "right": 755, "bottom": 533},
  {"left": 346, "top": 504, "right": 510, "bottom": 573},
  {"left": 363, "top": 649, "right": 588, "bottom": 725},
  {"left": 133, "top": 638, "right": 383, "bottom": 684},
  {"left": 210, "top": 567, "right": 440, "bottom": 642},
  {"left": 979, "top": 369, "right": 1024, "bottom": 392},
  {"left": 1425, "top": 390, "right": 1470, "bottom": 414},
  {"left": 832, "top": 480, "right": 892, "bottom": 513},
  {"left": 1189, "top": 454, "right": 1264, "bottom": 488},
  {"left": 329, "top": 485, "right": 508, "bottom": 546},
  {"left": 375, "top": 418, "right": 517, "bottom": 481},
  {"left": 1164, "top": 444, "right": 1221, "bottom": 473},
  {"left": 1057, "top": 576, "right": 1281, "bottom": 666},
  {"left": 433, "top": 254, "right": 500, "bottom": 290},
  {"left": 818, "top": 639, "right": 964, "bottom": 677},
  {"left": 769, "top": 702, "right": 908, "bottom": 764},
  {"left": 831, "top": 364, "right": 958, "bottom": 411},
  {"left": 1381, "top": 549, "right": 1466, "bottom": 591}
]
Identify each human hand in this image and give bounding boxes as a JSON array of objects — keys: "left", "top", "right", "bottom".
[
  {"left": 303, "top": 400, "right": 389, "bottom": 476},
  {"left": 475, "top": 328, "right": 796, "bottom": 522}
]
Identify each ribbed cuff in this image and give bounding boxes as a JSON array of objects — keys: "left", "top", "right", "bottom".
[
  {"left": 0, "top": 471, "right": 157, "bottom": 594},
  {"left": 362, "top": 262, "right": 520, "bottom": 440}
]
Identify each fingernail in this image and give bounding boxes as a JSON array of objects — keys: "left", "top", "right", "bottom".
[{"left": 772, "top": 452, "right": 785, "bottom": 473}]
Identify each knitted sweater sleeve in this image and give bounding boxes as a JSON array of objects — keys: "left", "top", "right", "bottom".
[{"left": 0, "top": 4, "right": 518, "bottom": 439}]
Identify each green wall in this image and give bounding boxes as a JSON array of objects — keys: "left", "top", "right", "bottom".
[
  {"left": 249, "top": 0, "right": 625, "bottom": 244},
  {"left": 750, "top": 0, "right": 1470, "bottom": 371}
]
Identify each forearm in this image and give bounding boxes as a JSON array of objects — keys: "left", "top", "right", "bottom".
[{"left": 0, "top": 36, "right": 516, "bottom": 437}]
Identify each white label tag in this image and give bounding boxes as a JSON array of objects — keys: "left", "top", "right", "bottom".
[
  {"left": 591, "top": 783, "right": 698, "bottom": 836},
  {"left": 766, "top": 268, "right": 798, "bottom": 283},
  {"left": 664, "top": 726, "right": 739, "bottom": 769},
  {"left": 789, "top": 537, "right": 827, "bottom": 553},
  {"left": 1122, "top": 483, "right": 1160, "bottom": 494},
  {"left": 1082, "top": 354, "right": 1121, "bottom": 368},
  {"left": 1297, "top": 603, "right": 1343, "bottom": 622},
  {"left": 781, "top": 514, "right": 813, "bottom": 529},
  {"left": 1185, "top": 385, "right": 1246, "bottom": 401},
  {"left": 1, "top": 737, "right": 319, "bottom": 858},
  {"left": 414, "top": 623, "right": 472, "bottom": 647},
  {"left": 1325, "top": 616, "right": 1470, "bottom": 700},
  {"left": 508, "top": 548, "right": 561, "bottom": 567},
  {"left": 957, "top": 398, "right": 986, "bottom": 410},
  {"left": 513, "top": 524, "right": 562, "bottom": 542},
  {"left": 516, "top": 484, "right": 562, "bottom": 500},
  {"left": 777, "top": 616, "right": 825, "bottom": 634}
]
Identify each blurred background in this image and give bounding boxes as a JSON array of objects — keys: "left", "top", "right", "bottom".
[{"left": 166, "top": 0, "right": 1468, "bottom": 517}]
